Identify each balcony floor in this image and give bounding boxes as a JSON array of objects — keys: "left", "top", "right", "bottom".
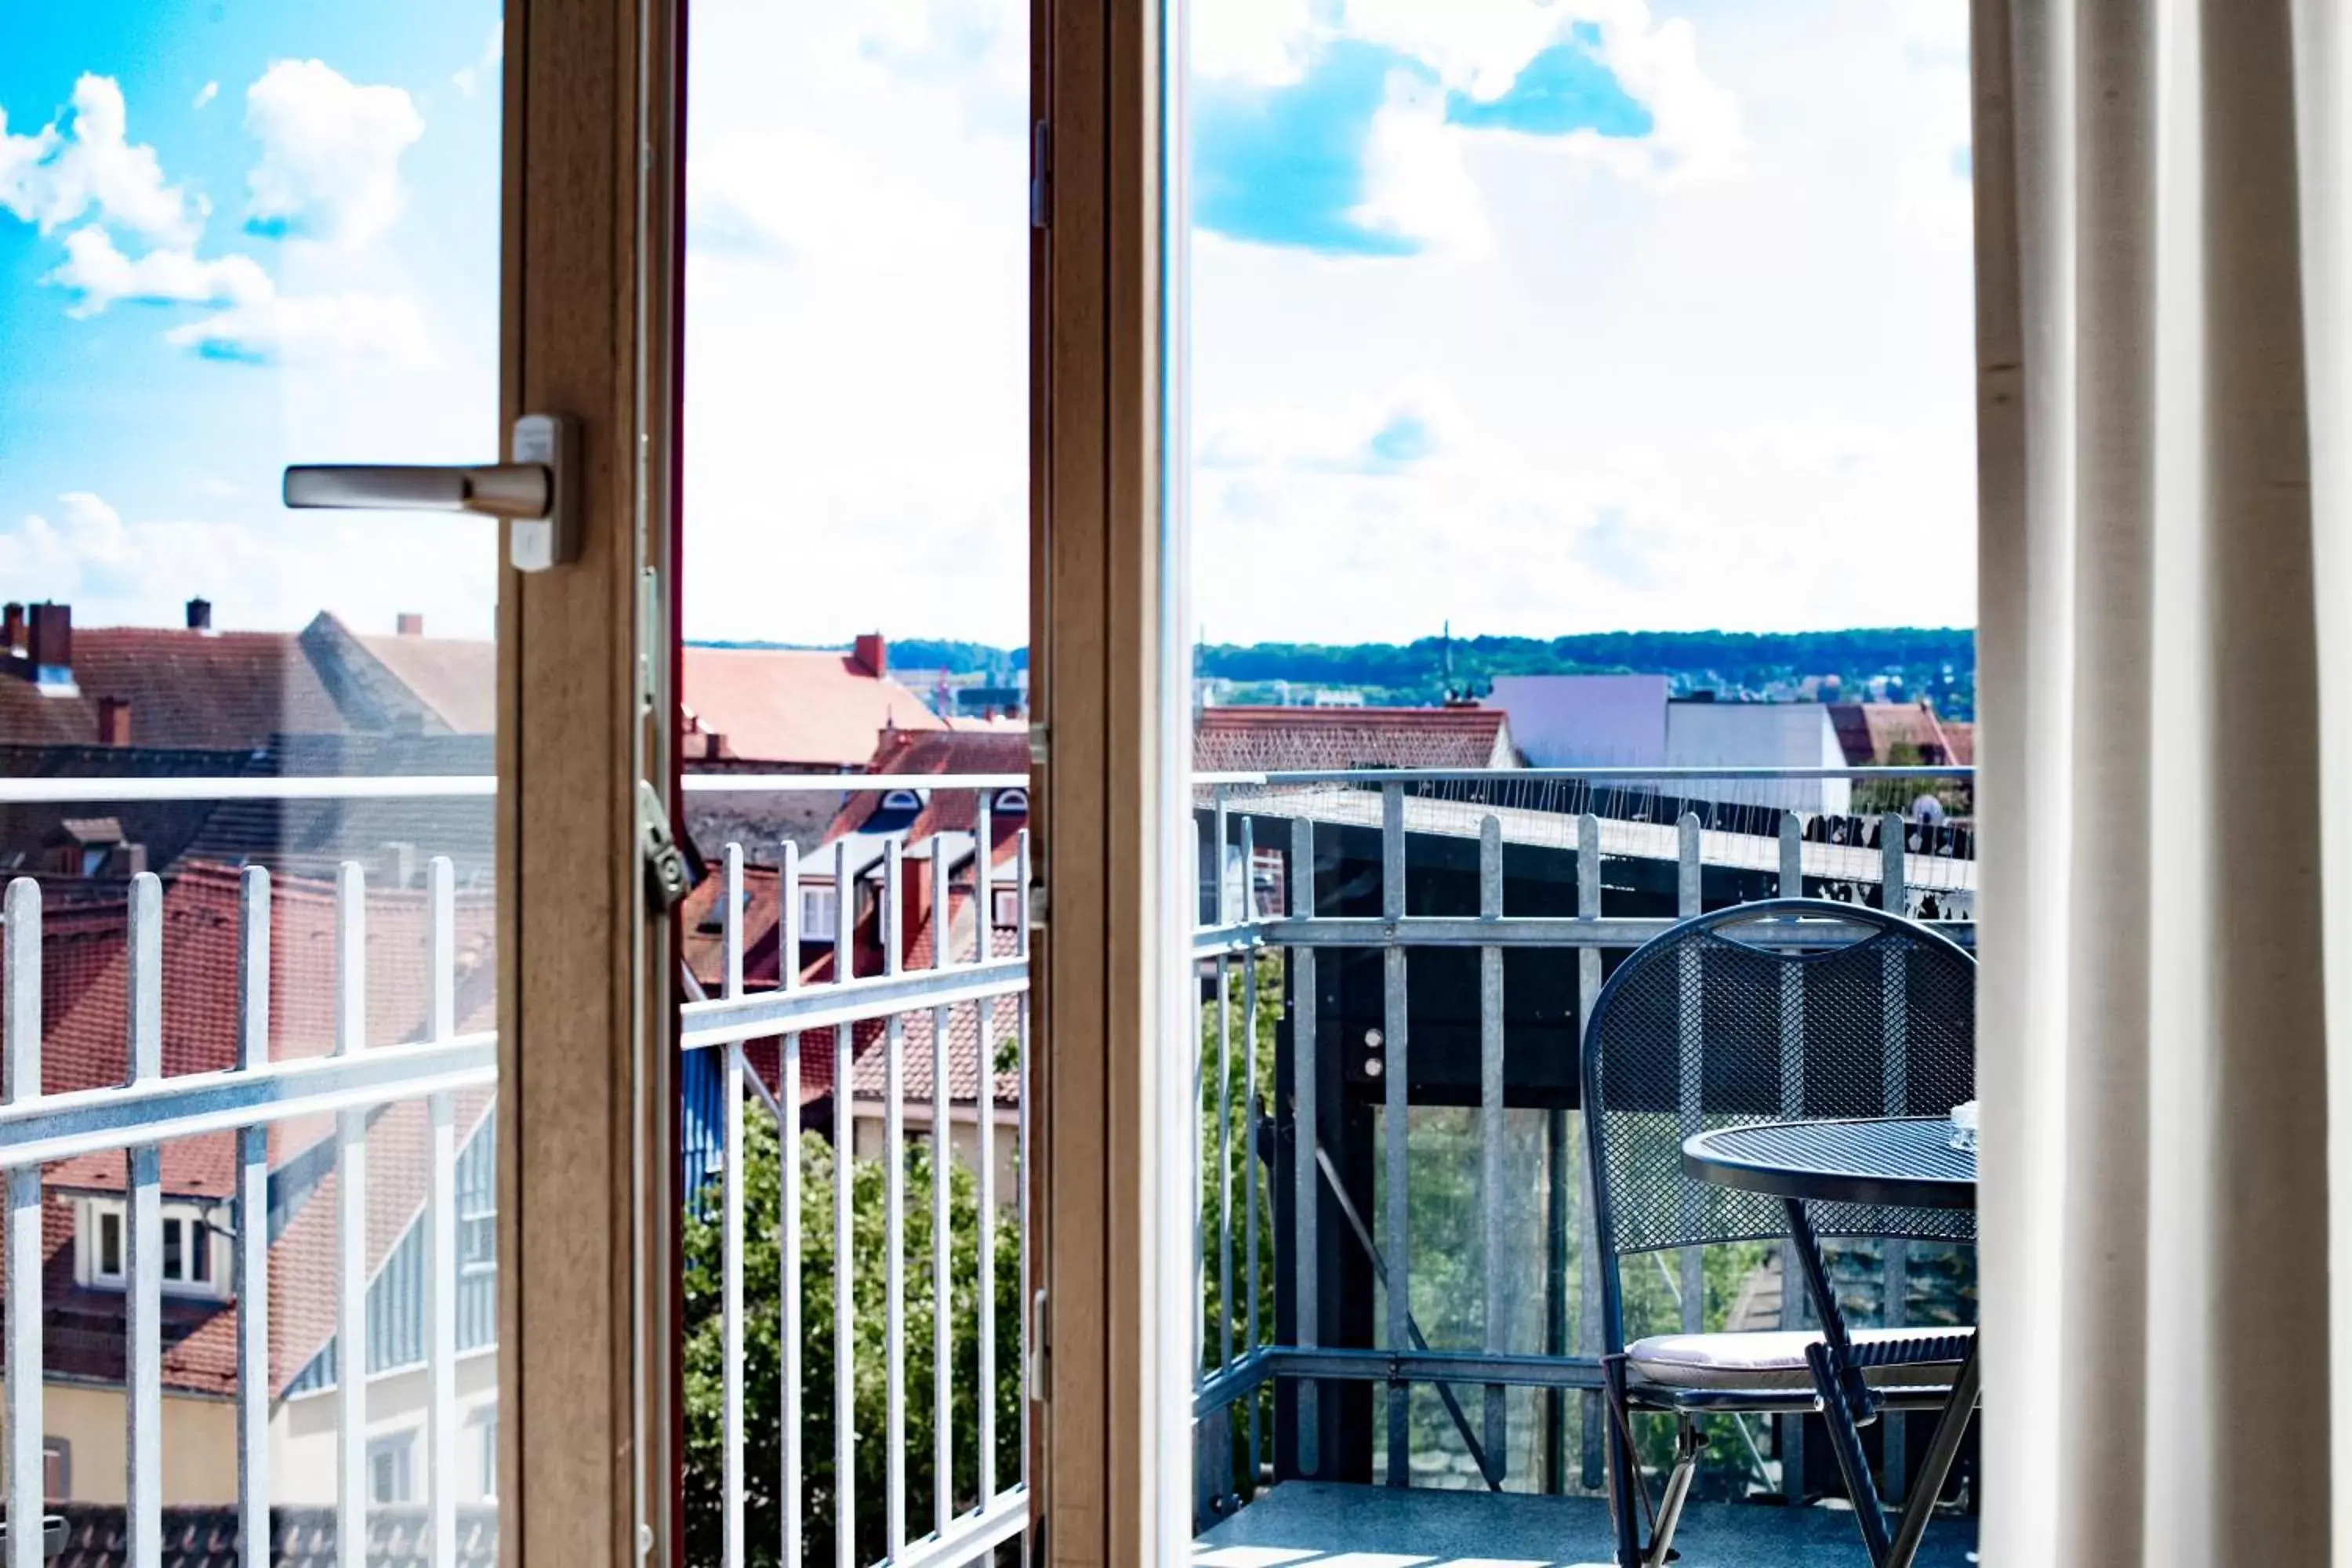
[{"left": 1195, "top": 1481, "right": 1979, "bottom": 1567}]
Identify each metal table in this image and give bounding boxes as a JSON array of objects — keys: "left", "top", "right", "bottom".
[{"left": 1682, "top": 1116, "right": 1978, "bottom": 1568}]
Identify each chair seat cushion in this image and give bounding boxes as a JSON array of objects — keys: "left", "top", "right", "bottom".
[{"left": 1626, "top": 1326, "right": 1970, "bottom": 1392}]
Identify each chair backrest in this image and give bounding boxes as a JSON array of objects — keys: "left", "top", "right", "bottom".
[{"left": 1581, "top": 898, "right": 1976, "bottom": 1287}]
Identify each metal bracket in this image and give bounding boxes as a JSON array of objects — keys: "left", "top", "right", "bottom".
[{"left": 637, "top": 781, "right": 691, "bottom": 913}]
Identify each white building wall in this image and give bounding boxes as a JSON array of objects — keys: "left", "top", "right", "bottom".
[
  {"left": 1485, "top": 675, "right": 1668, "bottom": 768},
  {"left": 1663, "top": 703, "right": 1852, "bottom": 814}
]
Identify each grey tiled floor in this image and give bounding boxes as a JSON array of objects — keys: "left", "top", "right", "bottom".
[{"left": 1195, "top": 1481, "right": 1979, "bottom": 1568}]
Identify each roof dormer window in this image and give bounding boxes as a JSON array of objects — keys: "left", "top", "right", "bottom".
[{"left": 79, "top": 1198, "right": 223, "bottom": 1299}]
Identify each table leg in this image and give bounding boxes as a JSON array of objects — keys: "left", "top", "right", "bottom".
[
  {"left": 1782, "top": 1200, "right": 1978, "bottom": 1568},
  {"left": 1886, "top": 1334, "right": 1979, "bottom": 1568}
]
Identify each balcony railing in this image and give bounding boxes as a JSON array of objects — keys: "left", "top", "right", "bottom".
[
  {"left": 1185, "top": 768, "right": 1976, "bottom": 1537},
  {"left": 0, "top": 761, "right": 1970, "bottom": 1566}
]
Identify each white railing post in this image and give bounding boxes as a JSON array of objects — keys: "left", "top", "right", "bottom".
[
  {"left": 1677, "top": 815, "right": 1704, "bottom": 1336},
  {"left": 1477, "top": 815, "right": 1507, "bottom": 1481},
  {"left": 1575, "top": 812, "right": 1604, "bottom": 1488},
  {"left": 1379, "top": 784, "right": 1409, "bottom": 1487},
  {"left": 927, "top": 833, "right": 953, "bottom": 1536},
  {"left": 126, "top": 872, "right": 163, "bottom": 1568},
  {"left": 1240, "top": 814, "right": 1262, "bottom": 1487},
  {"left": 779, "top": 840, "right": 804, "bottom": 1568},
  {"left": 4, "top": 879, "right": 42, "bottom": 1568},
  {"left": 971, "top": 803, "right": 995, "bottom": 1512},
  {"left": 882, "top": 841, "right": 908, "bottom": 1559},
  {"left": 426, "top": 858, "right": 459, "bottom": 1568},
  {"left": 238, "top": 869, "right": 273, "bottom": 1568},
  {"left": 722, "top": 845, "right": 747, "bottom": 1568},
  {"left": 1288, "top": 815, "right": 1318, "bottom": 1478},
  {"left": 831, "top": 839, "right": 856, "bottom": 1568},
  {"left": 335, "top": 863, "right": 368, "bottom": 1568}
]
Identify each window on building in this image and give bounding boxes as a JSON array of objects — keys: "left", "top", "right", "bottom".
[
  {"left": 993, "top": 786, "right": 1029, "bottom": 816},
  {"left": 85, "top": 1202, "right": 216, "bottom": 1294},
  {"left": 368, "top": 1434, "right": 416, "bottom": 1505},
  {"left": 992, "top": 887, "right": 1021, "bottom": 930},
  {"left": 800, "top": 886, "right": 838, "bottom": 943},
  {"left": 474, "top": 1410, "right": 499, "bottom": 1501},
  {"left": 459, "top": 1185, "right": 496, "bottom": 1276},
  {"left": 40, "top": 1438, "right": 67, "bottom": 1501}
]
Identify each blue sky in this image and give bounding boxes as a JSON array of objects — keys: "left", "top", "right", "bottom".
[
  {"left": 1, "top": 0, "right": 503, "bottom": 636},
  {"left": 8, "top": 0, "right": 1977, "bottom": 649}
]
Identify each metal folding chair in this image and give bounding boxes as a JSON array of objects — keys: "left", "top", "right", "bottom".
[{"left": 1580, "top": 898, "right": 1977, "bottom": 1567}]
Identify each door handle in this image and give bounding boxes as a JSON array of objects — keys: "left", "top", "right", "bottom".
[{"left": 282, "top": 413, "right": 581, "bottom": 572}]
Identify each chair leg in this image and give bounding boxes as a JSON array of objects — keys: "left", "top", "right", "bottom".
[
  {"left": 1599, "top": 1359, "right": 1648, "bottom": 1568},
  {"left": 1644, "top": 1419, "right": 1705, "bottom": 1568}
]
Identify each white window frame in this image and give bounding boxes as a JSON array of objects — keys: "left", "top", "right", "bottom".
[
  {"left": 800, "top": 885, "right": 839, "bottom": 943},
  {"left": 470, "top": 1406, "right": 499, "bottom": 1501},
  {"left": 459, "top": 1182, "right": 497, "bottom": 1278},
  {"left": 368, "top": 1432, "right": 417, "bottom": 1504},
  {"left": 78, "top": 1198, "right": 222, "bottom": 1298}
]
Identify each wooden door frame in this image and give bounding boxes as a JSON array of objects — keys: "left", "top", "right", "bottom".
[
  {"left": 495, "top": 0, "right": 684, "bottom": 1563},
  {"left": 1033, "top": 0, "right": 1192, "bottom": 1561}
]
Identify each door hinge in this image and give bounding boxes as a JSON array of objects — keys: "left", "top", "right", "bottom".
[
  {"left": 1029, "top": 120, "right": 1052, "bottom": 231},
  {"left": 1026, "top": 721, "right": 1050, "bottom": 765},
  {"left": 637, "top": 780, "right": 691, "bottom": 913}
]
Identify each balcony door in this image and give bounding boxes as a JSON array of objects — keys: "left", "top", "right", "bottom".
[{"left": 0, "top": 2, "right": 673, "bottom": 1565}]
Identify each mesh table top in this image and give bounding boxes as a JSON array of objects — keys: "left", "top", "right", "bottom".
[{"left": 1682, "top": 1116, "right": 1977, "bottom": 1211}]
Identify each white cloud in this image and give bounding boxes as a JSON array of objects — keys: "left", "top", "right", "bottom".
[
  {"left": 193, "top": 81, "right": 220, "bottom": 111},
  {"left": 0, "top": 493, "right": 278, "bottom": 623},
  {"left": 165, "top": 289, "right": 434, "bottom": 367},
  {"left": 43, "top": 224, "right": 271, "bottom": 317},
  {"left": 244, "top": 60, "right": 424, "bottom": 248},
  {"left": 0, "top": 74, "right": 206, "bottom": 244},
  {"left": 1353, "top": 73, "right": 1491, "bottom": 257},
  {"left": 688, "top": 129, "right": 957, "bottom": 262},
  {"left": 452, "top": 24, "right": 505, "bottom": 97}
]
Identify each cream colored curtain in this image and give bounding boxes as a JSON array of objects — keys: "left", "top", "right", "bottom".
[{"left": 1975, "top": 1, "right": 2351, "bottom": 1561}]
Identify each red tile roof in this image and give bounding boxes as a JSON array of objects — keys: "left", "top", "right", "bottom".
[
  {"left": 350, "top": 632, "right": 495, "bottom": 735},
  {"left": 822, "top": 730, "right": 1031, "bottom": 843},
  {"left": 1826, "top": 702, "right": 1968, "bottom": 768},
  {"left": 0, "top": 630, "right": 348, "bottom": 750},
  {"left": 1193, "top": 706, "right": 1515, "bottom": 773},
  {"left": 682, "top": 647, "right": 946, "bottom": 769}
]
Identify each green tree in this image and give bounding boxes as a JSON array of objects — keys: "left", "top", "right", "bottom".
[{"left": 683, "top": 1116, "right": 1023, "bottom": 1568}]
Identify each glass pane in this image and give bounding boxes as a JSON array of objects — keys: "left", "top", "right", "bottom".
[
  {"left": 1, "top": 0, "right": 503, "bottom": 1548},
  {"left": 680, "top": 1, "right": 1033, "bottom": 1562},
  {"left": 1176, "top": 0, "right": 1980, "bottom": 1548}
]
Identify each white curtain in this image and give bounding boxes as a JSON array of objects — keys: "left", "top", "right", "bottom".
[{"left": 1976, "top": 1, "right": 2352, "bottom": 1561}]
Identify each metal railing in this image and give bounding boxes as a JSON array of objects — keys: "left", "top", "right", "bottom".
[
  {"left": 0, "top": 858, "right": 493, "bottom": 1568},
  {"left": 0, "top": 760, "right": 1972, "bottom": 1560},
  {"left": 1185, "top": 769, "right": 1975, "bottom": 1514},
  {"left": 684, "top": 800, "right": 1033, "bottom": 1568}
]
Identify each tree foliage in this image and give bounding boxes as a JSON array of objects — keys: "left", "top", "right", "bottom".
[{"left": 683, "top": 1117, "right": 1023, "bottom": 1568}]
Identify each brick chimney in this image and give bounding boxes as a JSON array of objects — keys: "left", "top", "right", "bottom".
[
  {"left": 2, "top": 604, "right": 23, "bottom": 656},
  {"left": 28, "top": 603, "right": 71, "bottom": 681},
  {"left": 186, "top": 597, "right": 212, "bottom": 632},
  {"left": 397, "top": 612, "right": 425, "bottom": 637},
  {"left": 852, "top": 632, "right": 887, "bottom": 678},
  {"left": 96, "top": 697, "right": 131, "bottom": 746}
]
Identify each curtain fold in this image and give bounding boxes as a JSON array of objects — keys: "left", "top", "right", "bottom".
[{"left": 1976, "top": 2, "right": 2347, "bottom": 1561}]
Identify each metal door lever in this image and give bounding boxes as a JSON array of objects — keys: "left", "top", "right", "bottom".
[{"left": 282, "top": 413, "right": 581, "bottom": 571}]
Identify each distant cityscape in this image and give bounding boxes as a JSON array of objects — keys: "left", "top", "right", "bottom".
[{"left": 708, "top": 625, "right": 1978, "bottom": 728}]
